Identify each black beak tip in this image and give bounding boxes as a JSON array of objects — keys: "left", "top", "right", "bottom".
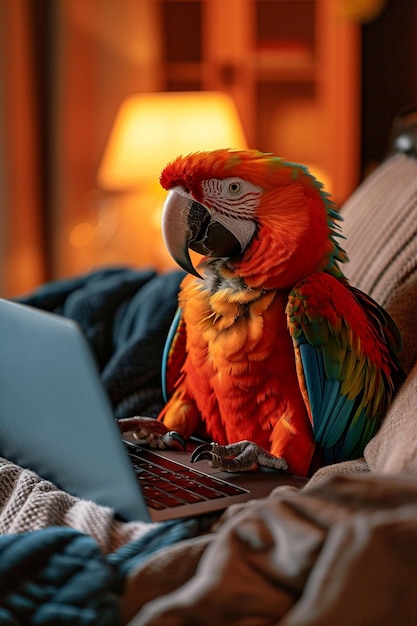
[{"left": 173, "top": 251, "right": 203, "bottom": 280}]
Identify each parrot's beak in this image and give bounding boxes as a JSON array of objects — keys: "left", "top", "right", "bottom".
[
  {"left": 161, "top": 189, "right": 202, "bottom": 278},
  {"left": 161, "top": 189, "right": 247, "bottom": 279}
]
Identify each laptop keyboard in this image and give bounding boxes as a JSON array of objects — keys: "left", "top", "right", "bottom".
[{"left": 126, "top": 444, "right": 247, "bottom": 510}]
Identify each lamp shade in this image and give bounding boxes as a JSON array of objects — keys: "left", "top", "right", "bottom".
[{"left": 97, "top": 91, "right": 248, "bottom": 190}]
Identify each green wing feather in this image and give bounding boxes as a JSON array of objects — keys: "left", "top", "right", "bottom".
[{"left": 287, "top": 273, "right": 404, "bottom": 464}]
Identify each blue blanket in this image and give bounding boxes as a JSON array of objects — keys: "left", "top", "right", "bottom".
[
  {"left": 0, "top": 519, "right": 210, "bottom": 625},
  {"left": 1, "top": 267, "right": 216, "bottom": 624}
]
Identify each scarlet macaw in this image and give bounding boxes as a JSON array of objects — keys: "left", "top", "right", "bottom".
[{"left": 119, "top": 150, "right": 403, "bottom": 477}]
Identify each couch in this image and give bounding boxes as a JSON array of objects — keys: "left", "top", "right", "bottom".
[{"left": 1, "top": 111, "right": 417, "bottom": 625}]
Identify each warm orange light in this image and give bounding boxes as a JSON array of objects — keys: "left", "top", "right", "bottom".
[
  {"left": 69, "top": 222, "right": 94, "bottom": 248},
  {"left": 97, "top": 91, "right": 248, "bottom": 190}
]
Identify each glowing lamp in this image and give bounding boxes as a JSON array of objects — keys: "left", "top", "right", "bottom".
[{"left": 97, "top": 91, "right": 248, "bottom": 191}]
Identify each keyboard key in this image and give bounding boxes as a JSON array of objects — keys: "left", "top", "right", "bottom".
[{"left": 145, "top": 498, "right": 166, "bottom": 510}]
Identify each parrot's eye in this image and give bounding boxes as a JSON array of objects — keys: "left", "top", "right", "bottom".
[{"left": 227, "top": 180, "right": 243, "bottom": 196}]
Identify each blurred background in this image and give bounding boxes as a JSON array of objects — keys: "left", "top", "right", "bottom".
[{"left": 0, "top": 0, "right": 416, "bottom": 297}]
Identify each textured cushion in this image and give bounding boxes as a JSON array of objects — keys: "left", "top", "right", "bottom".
[
  {"left": 339, "top": 153, "right": 417, "bottom": 473},
  {"left": 341, "top": 153, "right": 417, "bottom": 373},
  {"left": 365, "top": 360, "right": 417, "bottom": 473}
]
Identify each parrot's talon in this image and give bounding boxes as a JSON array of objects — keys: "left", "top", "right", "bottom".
[
  {"left": 117, "top": 416, "right": 186, "bottom": 451},
  {"left": 190, "top": 442, "right": 217, "bottom": 463},
  {"left": 160, "top": 430, "right": 186, "bottom": 450},
  {"left": 191, "top": 440, "right": 288, "bottom": 472}
]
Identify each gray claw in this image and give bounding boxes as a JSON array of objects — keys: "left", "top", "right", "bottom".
[
  {"left": 190, "top": 442, "right": 215, "bottom": 462},
  {"left": 161, "top": 431, "right": 186, "bottom": 450}
]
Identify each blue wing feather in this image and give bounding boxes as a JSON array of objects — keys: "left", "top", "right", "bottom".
[
  {"left": 298, "top": 341, "right": 323, "bottom": 419},
  {"left": 298, "top": 340, "right": 353, "bottom": 447},
  {"left": 161, "top": 307, "right": 185, "bottom": 402}
]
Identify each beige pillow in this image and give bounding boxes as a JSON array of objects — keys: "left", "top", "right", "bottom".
[
  {"left": 341, "top": 154, "right": 417, "bottom": 309},
  {"left": 341, "top": 153, "right": 417, "bottom": 373},
  {"left": 383, "top": 270, "right": 417, "bottom": 374},
  {"left": 365, "top": 362, "right": 417, "bottom": 473}
]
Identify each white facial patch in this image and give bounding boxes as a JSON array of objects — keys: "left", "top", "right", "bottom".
[
  {"left": 201, "top": 178, "right": 262, "bottom": 219},
  {"left": 199, "top": 177, "right": 261, "bottom": 252}
]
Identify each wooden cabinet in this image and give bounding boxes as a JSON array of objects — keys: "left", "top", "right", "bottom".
[{"left": 159, "top": 0, "right": 360, "bottom": 205}]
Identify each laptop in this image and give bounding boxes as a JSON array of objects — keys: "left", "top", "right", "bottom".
[{"left": 0, "top": 298, "right": 306, "bottom": 523}]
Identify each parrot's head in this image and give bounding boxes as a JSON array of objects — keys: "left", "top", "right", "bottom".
[{"left": 160, "top": 149, "right": 347, "bottom": 290}]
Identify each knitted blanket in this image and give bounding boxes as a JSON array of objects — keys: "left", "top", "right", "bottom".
[{"left": 0, "top": 457, "right": 155, "bottom": 551}]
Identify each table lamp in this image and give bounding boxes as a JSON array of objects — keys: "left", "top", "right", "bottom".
[
  {"left": 98, "top": 90, "right": 248, "bottom": 190},
  {"left": 96, "top": 91, "right": 248, "bottom": 270}
]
